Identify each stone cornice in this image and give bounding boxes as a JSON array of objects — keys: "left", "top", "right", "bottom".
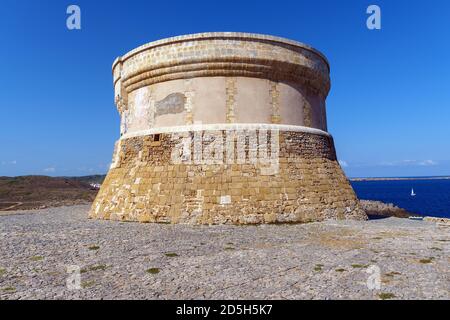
[
  {"left": 112, "top": 32, "right": 331, "bottom": 99},
  {"left": 113, "top": 32, "right": 329, "bottom": 70}
]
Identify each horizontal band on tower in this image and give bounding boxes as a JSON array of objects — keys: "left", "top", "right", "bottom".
[{"left": 120, "top": 123, "right": 331, "bottom": 140}]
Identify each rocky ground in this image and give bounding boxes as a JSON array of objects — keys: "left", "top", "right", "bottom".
[{"left": 0, "top": 205, "right": 448, "bottom": 300}]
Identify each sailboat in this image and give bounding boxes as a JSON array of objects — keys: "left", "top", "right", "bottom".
[{"left": 411, "top": 188, "right": 416, "bottom": 197}]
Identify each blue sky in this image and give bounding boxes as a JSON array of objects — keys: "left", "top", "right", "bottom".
[{"left": 0, "top": 0, "right": 449, "bottom": 178}]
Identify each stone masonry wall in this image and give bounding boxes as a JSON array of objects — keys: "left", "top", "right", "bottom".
[{"left": 90, "top": 130, "right": 366, "bottom": 224}]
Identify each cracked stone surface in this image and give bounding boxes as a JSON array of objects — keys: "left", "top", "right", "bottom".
[{"left": 0, "top": 205, "right": 448, "bottom": 300}]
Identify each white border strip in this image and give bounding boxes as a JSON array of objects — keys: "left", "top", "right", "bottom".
[{"left": 120, "top": 124, "right": 330, "bottom": 140}]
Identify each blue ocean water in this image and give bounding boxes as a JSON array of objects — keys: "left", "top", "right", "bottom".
[{"left": 350, "top": 179, "right": 450, "bottom": 218}]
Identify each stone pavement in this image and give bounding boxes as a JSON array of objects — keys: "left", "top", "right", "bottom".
[{"left": 0, "top": 205, "right": 448, "bottom": 299}]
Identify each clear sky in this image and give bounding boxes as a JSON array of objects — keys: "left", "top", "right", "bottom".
[{"left": 1, "top": 0, "right": 449, "bottom": 178}]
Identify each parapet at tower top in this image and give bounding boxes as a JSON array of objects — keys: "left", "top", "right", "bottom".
[{"left": 112, "top": 32, "right": 330, "bottom": 72}]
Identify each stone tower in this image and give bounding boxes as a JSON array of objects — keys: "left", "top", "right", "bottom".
[{"left": 90, "top": 32, "right": 366, "bottom": 224}]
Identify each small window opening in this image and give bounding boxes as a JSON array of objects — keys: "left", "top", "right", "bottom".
[{"left": 154, "top": 134, "right": 160, "bottom": 142}]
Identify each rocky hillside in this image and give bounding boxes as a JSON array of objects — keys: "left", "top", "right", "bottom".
[
  {"left": 0, "top": 176, "right": 102, "bottom": 211},
  {"left": 64, "top": 174, "right": 106, "bottom": 185}
]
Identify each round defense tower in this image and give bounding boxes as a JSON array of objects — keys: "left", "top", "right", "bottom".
[{"left": 90, "top": 32, "right": 366, "bottom": 224}]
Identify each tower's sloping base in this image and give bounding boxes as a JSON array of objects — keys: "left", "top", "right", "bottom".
[{"left": 90, "top": 130, "right": 367, "bottom": 224}]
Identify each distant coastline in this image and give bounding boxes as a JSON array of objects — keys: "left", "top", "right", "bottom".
[{"left": 350, "top": 176, "right": 450, "bottom": 182}]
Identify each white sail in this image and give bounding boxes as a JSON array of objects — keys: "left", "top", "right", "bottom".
[{"left": 411, "top": 188, "right": 416, "bottom": 196}]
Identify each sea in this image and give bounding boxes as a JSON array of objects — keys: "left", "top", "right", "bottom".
[{"left": 350, "top": 178, "right": 450, "bottom": 218}]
